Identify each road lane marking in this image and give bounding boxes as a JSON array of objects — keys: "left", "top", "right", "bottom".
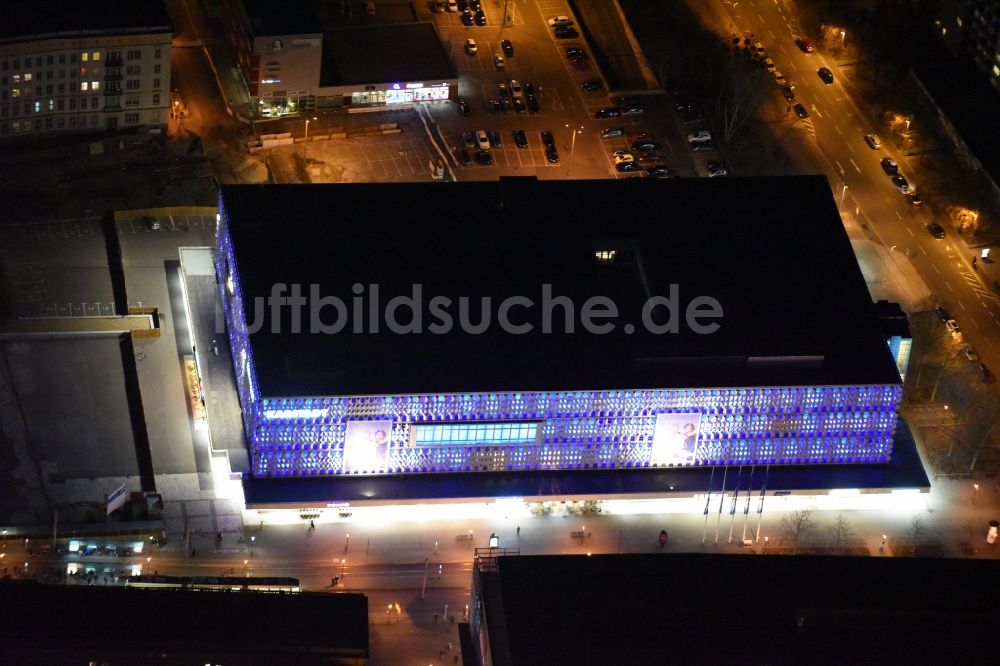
[
  {"left": 932, "top": 264, "right": 940, "bottom": 274},
  {"left": 945, "top": 279, "right": 954, "bottom": 291},
  {"left": 959, "top": 300, "right": 966, "bottom": 311},
  {"left": 972, "top": 318, "right": 980, "bottom": 328},
  {"left": 834, "top": 160, "right": 844, "bottom": 175},
  {"left": 769, "top": 29, "right": 776, "bottom": 39},
  {"left": 849, "top": 158, "right": 861, "bottom": 173},
  {"left": 833, "top": 124, "right": 842, "bottom": 135},
  {"left": 906, "top": 227, "right": 915, "bottom": 237},
  {"left": 759, "top": 14, "right": 766, "bottom": 23},
  {"left": 846, "top": 141, "right": 854, "bottom": 153},
  {"left": 895, "top": 211, "right": 902, "bottom": 219}
]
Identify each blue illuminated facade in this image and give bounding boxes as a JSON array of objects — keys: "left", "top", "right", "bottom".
[{"left": 216, "top": 202, "right": 902, "bottom": 480}]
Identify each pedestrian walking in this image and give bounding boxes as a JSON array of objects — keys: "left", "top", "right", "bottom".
[
  {"left": 516, "top": 526, "right": 520, "bottom": 537},
  {"left": 310, "top": 519, "right": 315, "bottom": 531}
]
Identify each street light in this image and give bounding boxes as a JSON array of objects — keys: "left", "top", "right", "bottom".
[
  {"left": 344, "top": 532, "right": 351, "bottom": 552},
  {"left": 840, "top": 184, "right": 848, "bottom": 210},
  {"left": 763, "top": 536, "right": 769, "bottom": 553},
  {"left": 879, "top": 534, "right": 887, "bottom": 554},
  {"left": 244, "top": 558, "right": 249, "bottom": 575},
  {"left": 340, "top": 558, "right": 346, "bottom": 580},
  {"left": 304, "top": 116, "right": 318, "bottom": 141},
  {"left": 840, "top": 30, "right": 846, "bottom": 47},
  {"left": 973, "top": 483, "right": 980, "bottom": 505}
]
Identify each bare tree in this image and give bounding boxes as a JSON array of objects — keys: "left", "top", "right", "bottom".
[
  {"left": 829, "top": 514, "right": 853, "bottom": 547},
  {"left": 781, "top": 510, "right": 815, "bottom": 554},
  {"left": 910, "top": 516, "right": 926, "bottom": 555}
]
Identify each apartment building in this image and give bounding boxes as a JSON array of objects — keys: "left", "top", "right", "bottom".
[
  {"left": 0, "top": 1, "right": 173, "bottom": 139},
  {"left": 937, "top": 0, "right": 1000, "bottom": 91}
]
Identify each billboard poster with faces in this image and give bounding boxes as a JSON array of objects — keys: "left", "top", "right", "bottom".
[
  {"left": 342, "top": 420, "right": 391, "bottom": 473},
  {"left": 650, "top": 413, "right": 702, "bottom": 466}
]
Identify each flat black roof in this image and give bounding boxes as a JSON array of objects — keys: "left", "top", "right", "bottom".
[
  {"left": 220, "top": 177, "right": 901, "bottom": 398},
  {"left": 241, "top": 419, "right": 929, "bottom": 506},
  {"left": 485, "top": 553, "right": 1000, "bottom": 665},
  {"left": 242, "top": 0, "right": 320, "bottom": 37},
  {"left": 0, "top": 581, "right": 368, "bottom": 662},
  {"left": 320, "top": 23, "right": 455, "bottom": 87},
  {"left": 0, "top": 0, "right": 172, "bottom": 40}
]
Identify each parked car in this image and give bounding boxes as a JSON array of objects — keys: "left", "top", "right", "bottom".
[
  {"left": 461, "top": 9, "right": 474, "bottom": 25},
  {"left": 497, "top": 82, "right": 509, "bottom": 99},
  {"left": 691, "top": 141, "right": 717, "bottom": 152},
  {"left": 523, "top": 82, "right": 536, "bottom": 96},
  {"left": 646, "top": 166, "right": 673, "bottom": 178},
  {"left": 781, "top": 86, "right": 796, "bottom": 102},
  {"left": 541, "top": 130, "right": 555, "bottom": 147},
  {"left": 818, "top": 67, "right": 834, "bottom": 84},
  {"left": 880, "top": 157, "right": 898, "bottom": 176},
  {"left": 751, "top": 42, "right": 766, "bottom": 58},
  {"left": 565, "top": 46, "right": 586, "bottom": 60},
  {"left": 582, "top": 79, "right": 603, "bottom": 92},
  {"left": 632, "top": 140, "right": 660, "bottom": 152},
  {"left": 463, "top": 131, "right": 476, "bottom": 149},
  {"left": 474, "top": 9, "right": 487, "bottom": 25},
  {"left": 612, "top": 150, "right": 634, "bottom": 164},
  {"left": 793, "top": 103, "right": 809, "bottom": 119},
  {"left": 512, "top": 97, "right": 525, "bottom": 113},
  {"left": 546, "top": 145, "right": 560, "bottom": 163},
  {"left": 892, "top": 174, "right": 910, "bottom": 192},
  {"left": 464, "top": 38, "right": 478, "bottom": 55},
  {"left": 488, "top": 99, "right": 502, "bottom": 114},
  {"left": 616, "top": 161, "right": 642, "bottom": 172},
  {"left": 526, "top": 95, "right": 540, "bottom": 114},
  {"left": 502, "top": 39, "right": 514, "bottom": 57},
  {"left": 961, "top": 343, "right": 979, "bottom": 361},
  {"left": 554, "top": 26, "right": 579, "bottom": 38},
  {"left": 446, "top": 0, "right": 457, "bottom": 11},
  {"left": 509, "top": 80, "right": 523, "bottom": 98},
  {"left": 864, "top": 134, "right": 882, "bottom": 150},
  {"left": 494, "top": 54, "right": 505, "bottom": 69},
  {"left": 457, "top": 99, "right": 471, "bottom": 116},
  {"left": 945, "top": 318, "right": 961, "bottom": 333},
  {"left": 487, "top": 130, "right": 502, "bottom": 148},
  {"left": 794, "top": 37, "right": 816, "bottom": 53},
  {"left": 934, "top": 306, "right": 951, "bottom": 321},
  {"left": 687, "top": 130, "right": 713, "bottom": 143},
  {"left": 600, "top": 126, "right": 625, "bottom": 139},
  {"left": 620, "top": 105, "right": 645, "bottom": 116},
  {"left": 773, "top": 72, "right": 788, "bottom": 86},
  {"left": 456, "top": 147, "right": 473, "bottom": 165},
  {"left": 474, "top": 149, "right": 492, "bottom": 165},
  {"left": 907, "top": 192, "right": 924, "bottom": 207},
  {"left": 763, "top": 57, "right": 776, "bottom": 71},
  {"left": 927, "top": 223, "right": 946, "bottom": 239},
  {"left": 547, "top": 16, "right": 573, "bottom": 27},
  {"left": 476, "top": 130, "right": 490, "bottom": 151},
  {"left": 980, "top": 363, "right": 995, "bottom": 383},
  {"left": 595, "top": 107, "right": 622, "bottom": 118},
  {"left": 706, "top": 160, "right": 728, "bottom": 177},
  {"left": 637, "top": 151, "right": 661, "bottom": 164},
  {"left": 513, "top": 129, "right": 528, "bottom": 148}
]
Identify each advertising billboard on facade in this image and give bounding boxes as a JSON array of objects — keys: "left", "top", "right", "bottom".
[
  {"left": 649, "top": 413, "right": 702, "bottom": 466},
  {"left": 343, "top": 420, "right": 391, "bottom": 473}
]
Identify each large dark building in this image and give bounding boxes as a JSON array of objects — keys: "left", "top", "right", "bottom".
[{"left": 215, "top": 177, "right": 910, "bottom": 508}]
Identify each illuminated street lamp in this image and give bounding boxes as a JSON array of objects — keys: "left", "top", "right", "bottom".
[
  {"left": 344, "top": 532, "right": 351, "bottom": 552},
  {"left": 304, "top": 116, "right": 318, "bottom": 142},
  {"left": 973, "top": 483, "right": 980, "bottom": 505},
  {"left": 341, "top": 558, "right": 347, "bottom": 580},
  {"left": 244, "top": 558, "right": 249, "bottom": 576},
  {"left": 763, "top": 536, "right": 769, "bottom": 553},
  {"left": 387, "top": 604, "right": 393, "bottom": 624},
  {"left": 879, "top": 534, "right": 887, "bottom": 554},
  {"left": 840, "top": 30, "right": 846, "bottom": 47},
  {"left": 840, "top": 184, "right": 848, "bottom": 210}
]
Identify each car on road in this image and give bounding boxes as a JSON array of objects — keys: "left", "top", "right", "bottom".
[
  {"left": 934, "top": 306, "right": 951, "bottom": 321},
  {"left": 980, "top": 363, "right": 995, "bottom": 383},
  {"left": 706, "top": 160, "right": 728, "bottom": 177},
  {"left": 488, "top": 130, "right": 502, "bottom": 148},
  {"left": 632, "top": 140, "right": 660, "bottom": 152},
  {"left": 795, "top": 37, "right": 816, "bottom": 53},
  {"left": 461, "top": 10, "right": 474, "bottom": 25},
  {"left": 818, "top": 67, "right": 834, "bottom": 84},
  {"left": 616, "top": 161, "right": 642, "bottom": 172},
  {"left": 646, "top": 165, "right": 673, "bottom": 178},
  {"left": 548, "top": 16, "right": 573, "bottom": 27},
  {"left": 476, "top": 130, "right": 490, "bottom": 151},
  {"left": 793, "top": 103, "right": 809, "bottom": 119},
  {"left": 907, "top": 192, "right": 924, "bottom": 207},
  {"left": 513, "top": 129, "right": 528, "bottom": 148},
  {"left": 687, "top": 130, "right": 712, "bottom": 143},
  {"left": 945, "top": 318, "right": 961, "bottom": 334},
  {"left": 554, "top": 26, "right": 579, "bottom": 38},
  {"left": 781, "top": 86, "right": 796, "bottom": 102},
  {"left": 751, "top": 42, "right": 766, "bottom": 58},
  {"left": 582, "top": 79, "right": 602, "bottom": 92},
  {"left": 541, "top": 130, "right": 555, "bottom": 147},
  {"left": 880, "top": 157, "right": 898, "bottom": 175},
  {"left": 523, "top": 82, "right": 536, "bottom": 96},
  {"left": 526, "top": 95, "right": 540, "bottom": 114},
  {"left": 546, "top": 145, "right": 560, "bottom": 163},
  {"left": 456, "top": 147, "right": 473, "bottom": 165},
  {"left": 773, "top": 72, "right": 788, "bottom": 86},
  {"left": 457, "top": 99, "right": 471, "bottom": 115},
  {"left": 864, "top": 134, "right": 882, "bottom": 150},
  {"left": 763, "top": 57, "right": 776, "bottom": 71},
  {"left": 612, "top": 150, "right": 634, "bottom": 164},
  {"left": 475, "top": 9, "right": 487, "bottom": 25},
  {"left": 961, "top": 343, "right": 979, "bottom": 362},
  {"left": 596, "top": 107, "right": 622, "bottom": 118},
  {"left": 465, "top": 38, "right": 477, "bottom": 55},
  {"left": 892, "top": 174, "right": 910, "bottom": 192},
  {"left": 474, "top": 149, "right": 492, "bottom": 165},
  {"left": 494, "top": 54, "right": 505, "bottom": 69},
  {"left": 691, "top": 141, "right": 717, "bottom": 152},
  {"left": 502, "top": 39, "right": 514, "bottom": 57},
  {"left": 600, "top": 127, "right": 625, "bottom": 139},
  {"left": 928, "top": 223, "right": 946, "bottom": 239}
]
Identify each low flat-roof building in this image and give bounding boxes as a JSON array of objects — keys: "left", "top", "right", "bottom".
[
  {"left": 215, "top": 177, "right": 908, "bottom": 507},
  {"left": 0, "top": 0, "right": 172, "bottom": 139}
]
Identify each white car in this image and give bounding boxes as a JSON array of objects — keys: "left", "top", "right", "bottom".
[
  {"left": 763, "top": 57, "right": 776, "bottom": 71},
  {"left": 494, "top": 54, "right": 505, "bottom": 70},
  {"left": 687, "top": 130, "right": 713, "bottom": 143},
  {"left": 548, "top": 16, "right": 573, "bottom": 27},
  {"left": 465, "top": 38, "right": 477, "bottom": 55},
  {"left": 476, "top": 130, "right": 490, "bottom": 151},
  {"left": 509, "top": 79, "right": 524, "bottom": 98},
  {"left": 864, "top": 134, "right": 882, "bottom": 150},
  {"left": 961, "top": 343, "right": 979, "bottom": 362},
  {"left": 946, "top": 319, "right": 961, "bottom": 334},
  {"left": 446, "top": 0, "right": 457, "bottom": 12}
]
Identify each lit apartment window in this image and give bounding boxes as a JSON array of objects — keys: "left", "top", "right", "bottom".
[
  {"left": 81, "top": 82, "right": 88, "bottom": 91},
  {"left": 81, "top": 53, "right": 89, "bottom": 62},
  {"left": 81, "top": 67, "right": 88, "bottom": 77},
  {"left": 12, "top": 74, "right": 20, "bottom": 83},
  {"left": 47, "top": 99, "right": 53, "bottom": 110},
  {"left": 91, "top": 81, "right": 100, "bottom": 91},
  {"left": 92, "top": 52, "right": 100, "bottom": 61},
  {"left": 33, "top": 101, "right": 39, "bottom": 113},
  {"left": 994, "top": 65, "right": 1000, "bottom": 77},
  {"left": 11, "top": 88, "right": 19, "bottom": 98},
  {"left": 595, "top": 250, "right": 617, "bottom": 263},
  {"left": 23, "top": 73, "right": 31, "bottom": 82}
]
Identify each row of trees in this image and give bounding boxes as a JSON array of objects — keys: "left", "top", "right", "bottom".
[{"left": 780, "top": 510, "right": 929, "bottom": 554}]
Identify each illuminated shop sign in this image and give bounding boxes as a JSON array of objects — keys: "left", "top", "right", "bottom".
[{"left": 262, "top": 408, "right": 328, "bottom": 420}]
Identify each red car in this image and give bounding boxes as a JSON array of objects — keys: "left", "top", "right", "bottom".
[{"left": 795, "top": 37, "right": 815, "bottom": 53}]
